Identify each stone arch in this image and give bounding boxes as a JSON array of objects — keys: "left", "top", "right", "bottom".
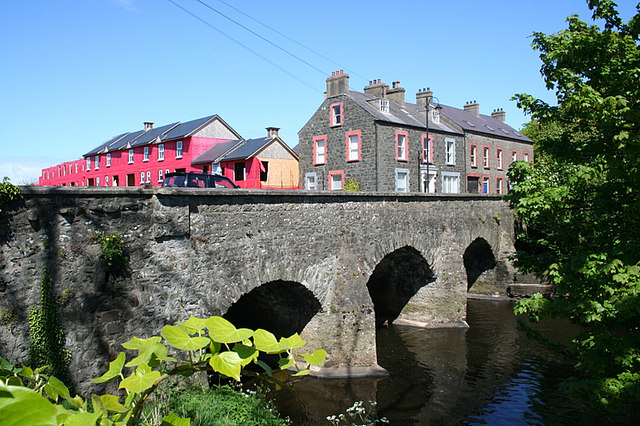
[
  {"left": 223, "top": 280, "right": 322, "bottom": 339},
  {"left": 366, "top": 246, "right": 435, "bottom": 328},
  {"left": 463, "top": 237, "right": 497, "bottom": 292}
]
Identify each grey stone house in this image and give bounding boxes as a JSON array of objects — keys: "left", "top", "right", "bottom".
[{"left": 298, "top": 71, "right": 533, "bottom": 193}]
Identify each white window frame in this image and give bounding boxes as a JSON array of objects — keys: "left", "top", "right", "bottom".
[
  {"left": 158, "top": 144, "right": 165, "bottom": 161},
  {"left": 158, "top": 169, "right": 164, "bottom": 182},
  {"left": 331, "top": 104, "right": 342, "bottom": 126},
  {"left": 146, "top": 171, "right": 151, "bottom": 183},
  {"left": 329, "top": 171, "right": 343, "bottom": 190},
  {"left": 94, "top": 156, "right": 99, "bottom": 170},
  {"left": 105, "top": 175, "right": 109, "bottom": 186},
  {"left": 497, "top": 149, "right": 504, "bottom": 169},
  {"left": 143, "top": 146, "right": 149, "bottom": 162},
  {"left": 304, "top": 172, "right": 318, "bottom": 190},
  {"left": 86, "top": 158, "right": 91, "bottom": 171},
  {"left": 395, "top": 168, "right": 410, "bottom": 193},
  {"left": 445, "top": 138, "right": 456, "bottom": 165},
  {"left": 314, "top": 138, "right": 326, "bottom": 164},
  {"left": 96, "top": 177, "right": 100, "bottom": 186},
  {"left": 140, "top": 172, "right": 145, "bottom": 184},
  {"left": 129, "top": 149, "right": 134, "bottom": 164},
  {"left": 106, "top": 153, "right": 111, "bottom": 167},
  {"left": 524, "top": 152, "right": 530, "bottom": 162},
  {"left": 441, "top": 172, "right": 460, "bottom": 193},
  {"left": 176, "top": 141, "right": 183, "bottom": 158},
  {"left": 470, "top": 145, "right": 477, "bottom": 167},
  {"left": 379, "top": 99, "right": 389, "bottom": 113},
  {"left": 483, "top": 146, "right": 490, "bottom": 168},
  {"left": 348, "top": 134, "right": 359, "bottom": 161}
]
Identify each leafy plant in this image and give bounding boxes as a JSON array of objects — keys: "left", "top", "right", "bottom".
[
  {"left": 0, "top": 177, "right": 21, "bottom": 213},
  {"left": 327, "top": 400, "right": 388, "bottom": 425},
  {"left": 343, "top": 178, "right": 363, "bottom": 192},
  {"left": 95, "top": 233, "right": 128, "bottom": 269},
  {"left": 28, "top": 269, "right": 72, "bottom": 390},
  {"left": 1, "top": 315, "right": 326, "bottom": 425}
]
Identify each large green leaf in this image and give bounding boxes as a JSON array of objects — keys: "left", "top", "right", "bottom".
[
  {"left": 161, "top": 412, "right": 191, "bottom": 426},
  {"left": 119, "top": 364, "right": 163, "bottom": 394},
  {"left": 63, "top": 412, "right": 100, "bottom": 426},
  {"left": 280, "top": 333, "right": 306, "bottom": 350},
  {"left": 161, "top": 325, "right": 210, "bottom": 351},
  {"left": 232, "top": 343, "right": 258, "bottom": 367},
  {"left": 209, "top": 351, "right": 242, "bottom": 381},
  {"left": 253, "top": 329, "right": 284, "bottom": 354},
  {"left": 207, "top": 316, "right": 253, "bottom": 344},
  {"left": 99, "top": 394, "right": 127, "bottom": 413},
  {"left": 300, "top": 349, "right": 327, "bottom": 366},
  {"left": 179, "top": 316, "right": 208, "bottom": 333},
  {"left": 124, "top": 339, "right": 168, "bottom": 368},
  {"left": 0, "top": 384, "right": 59, "bottom": 426},
  {"left": 91, "top": 351, "right": 126, "bottom": 383},
  {"left": 91, "top": 394, "right": 107, "bottom": 418}
]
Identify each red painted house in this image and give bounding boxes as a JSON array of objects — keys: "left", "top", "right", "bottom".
[{"left": 39, "top": 115, "right": 242, "bottom": 187}]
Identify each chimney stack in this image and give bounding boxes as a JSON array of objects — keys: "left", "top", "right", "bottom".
[
  {"left": 416, "top": 87, "right": 434, "bottom": 107},
  {"left": 326, "top": 70, "right": 350, "bottom": 98},
  {"left": 491, "top": 108, "right": 506, "bottom": 122},
  {"left": 463, "top": 100, "right": 480, "bottom": 116},
  {"left": 144, "top": 122, "right": 154, "bottom": 131},
  {"left": 364, "top": 78, "right": 386, "bottom": 98},
  {"left": 386, "top": 80, "right": 405, "bottom": 105},
  {"left": 266, "top": 127, "right": 280, "bottom": 138}
]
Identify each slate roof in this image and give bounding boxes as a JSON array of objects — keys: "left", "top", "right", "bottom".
[
  {"left": 191, "top": 140, "right": 242, "bottom": 164},
  {"left": 192, "top": 136, "right": 298, "bottom": 165},
  {"left": 345, "top": 90, "right": 532, "bottom": 143},
  {"left": 83, "top": 114, "right": 237, "bottom": 157}
]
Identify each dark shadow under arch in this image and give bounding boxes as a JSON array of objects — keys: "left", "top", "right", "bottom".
[
  {"left": 463, "top": 238, "right": 497, "bottom": 291},
  {"left": 366, "top": 246, "right": 435, "bottom": 328},
  {"left": 223, "top": 280, "right": 322, "bottom": 339}
]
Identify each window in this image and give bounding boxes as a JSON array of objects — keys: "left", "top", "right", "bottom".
[
  {"left": 234, "top": 162, "right": 246, "bottom": 181},
  {"left": 396, "top": 130, "right": 408, "bottom": 161},
  {"left": 330, "top": 102, "right": 343, "bottom": 126},
  {"left": 96, "top": 177, "right": 100, "bottom": 186},
  {"left": 470, "top": 144, "right": 478, "bottom": 167},
  {"left": 304, "top": 172, "right": 318, "bottom": 190},
  {"left": 313, "top": 135, "right": 327, "bottom": 165},
  {"left": 105, "top": 176, "right": 109, "bottom": 186},
  {"left": 329, "top": 170, "right": 344, "bottom": 190},
  {"left": 483, "top": 177, "right": 490, "bottom": 193},
  {"left": 75, "top": 163, "right": 78, "bottom": 174},
  {"left": 483, "top": 146, "right": 490, "bottom": 168},
  {"left": 445, "top": 138, "right": 456, "bottom": 165},
  {"left": 106, "top": 153, "right": 111, "bottom": 167},
  {"left": 94, "top": 156, "right": 99, "bottom": 170},
  {"left": 379, "top": 99, "right": 389, "bottom": 113},
  {"left": 524, "top": 152, "right": 530, "bottom": 162},
  {"left": 158, "top": 144, "right": 165, "bottom": 161},
  {"left": 442, "top": 172, "right": 460, "bottom": 193},
  {"left": 421, "top": 169, "right": 437, "bottom": 193},
  {"left": 511, "top": 150, "right": 518, "bottom": 163},
  {"left": 431, "top": 108, "right": 440, "bottom": 123},
  {"left": 146, "top": 171, "right": 151, "bottom": 183},
  {"left": 158, "top": 170, "right": 163, "bottom": 182},
  {"left": 143, "top": 147, "right": 149, "bottom": 162},
  {"left": 395, "top": 168, "right": 410, "bottom": 193},
  {"left": 86, "top": 158, "right": 91, "bottom": 171},
  {"left": 422, "top": 134, "right": 433, "bottom": 163},
  {"left": 176, "top": 141, "right": 183, "bottom": 158},
  {"left": 497, "top": 177, "right": 504, "bottom": 194},
  {"left": 497, "top": 149, "right": 504, "bottom": 169},
  {"left": 260, "top": 161, "right": 269, "bottom": 182},
  {"left": 129, "top": 149, "right": 134, "bottom": 164},
  {"left": 346, "top": 130, "right": 361, "bottom": 162},
  {"left": 140, "top": 172, "right": 145, "bottom": 184}
]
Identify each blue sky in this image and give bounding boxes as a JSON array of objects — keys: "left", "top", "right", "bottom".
[{"left": 1, "top": 0, "right": 637, "bottom": 183}]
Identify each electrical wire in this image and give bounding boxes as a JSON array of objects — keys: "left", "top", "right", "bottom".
[{"left": 166, "top": 0, "right": 321, "bottom": 93}]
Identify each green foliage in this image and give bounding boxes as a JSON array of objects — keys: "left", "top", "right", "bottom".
[
  {"left": 166, "top": 385, "right": 289, "bottom": 426},
  {"left": 0, "top": 306, "right": 16, "bottom": 326},
  {"left": 95, "top": 233, "right": 128, "bottom": 269},
  {"left": 508, "top": 0, "right": 640, "bottom": 409},
  {"left": 326, "top": 400, "right": 388, "bottom": 425},
  {"left": 0, "top": 177, "right": 21, "bottom": 213},
  {"left": 1, "top": 315, "right": 326, "bottom": 425},
  {"left": 342, "top": 178, "right": 363, "bottom": 192},
  {"left": 28, "top": 269, "right": 72, "bottom": 390}
]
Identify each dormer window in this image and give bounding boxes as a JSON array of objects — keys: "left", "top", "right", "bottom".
[
  {"left": 379, "top": 99, "right": 389, "bottom": 113},
  {"left": 431, "top": 108, "right": 440, "bottom": 123}
]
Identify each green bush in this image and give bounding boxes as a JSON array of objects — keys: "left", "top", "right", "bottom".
[{"left": 95, "top": 233, "right": 128, "bottom": 269}]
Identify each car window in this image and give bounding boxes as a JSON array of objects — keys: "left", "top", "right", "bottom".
[{"left": 213, "top": 176, "right": 236, "bottom": 188}]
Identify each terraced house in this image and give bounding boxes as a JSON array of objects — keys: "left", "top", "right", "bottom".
[{"left": 298, "top": 71, "right": 533, "bottom": 193}]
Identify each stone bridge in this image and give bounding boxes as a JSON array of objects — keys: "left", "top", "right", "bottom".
[{"left": 0, "top": 187, "right": 518, "bottom": 393}]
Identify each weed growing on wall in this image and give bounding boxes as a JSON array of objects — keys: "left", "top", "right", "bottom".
[
  {"left": 95, "top": 233, "right": 128, "bottom": 270},
  {"left": 0, "top": 178, "right": 21, "bottom": 213},
  {"left": 343, "top": 178, "right": 363, "bottom": 191},
  {"left": 27, "top": 268, "right": 72, "bottom": 390}
]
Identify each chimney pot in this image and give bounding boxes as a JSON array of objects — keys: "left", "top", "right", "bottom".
[
  {"left": 144, "top": 122, "right": 154, "bottom": 131},
  {"left": 491, "top": 108, "right": 507, "bottom": 122},
  {"left": 326, "top": 71, "right": 350, "bottom": 98},
  {"left": 266, "top": 127, "right": 280, "bottom": 138},
  {"left": 464, "top": 100, "right": 480, "bottom": 116}
]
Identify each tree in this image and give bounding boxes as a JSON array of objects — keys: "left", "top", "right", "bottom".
[{"left": 507, "top": 0, "right": 640, "bottom": 408}]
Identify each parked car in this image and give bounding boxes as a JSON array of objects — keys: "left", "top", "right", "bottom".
[{"left": 162, "top": 172, "right": 239, "bottom": 189}]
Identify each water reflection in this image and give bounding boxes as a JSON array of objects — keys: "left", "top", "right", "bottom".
[{"left": 273, "top": 299, "right": 626, "bottom": 425}]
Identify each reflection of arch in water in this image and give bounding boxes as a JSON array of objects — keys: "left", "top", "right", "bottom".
[
  {"left": 366, "top": 246, "right": 435, "bottom": 328},
  {"left": 463, "top": 238, "right": 497, "bottom": 292},
  {"left": 223, "top": 280, "right": 321, "bottom": 339}
]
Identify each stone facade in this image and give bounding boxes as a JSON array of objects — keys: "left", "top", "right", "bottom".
[{"left": 0, "top": 187, "right": 517, "bottom": 394}]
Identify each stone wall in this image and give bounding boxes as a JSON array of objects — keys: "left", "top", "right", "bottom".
[{"left": 0, "top": 187, "right": 516, "bottom": 394}]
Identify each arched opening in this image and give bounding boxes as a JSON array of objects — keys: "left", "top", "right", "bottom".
[
  {"left": 463, "top": 238, "right": 497, "bottom": 292},
  {"left": 223, "top": 280, "right": 321, "bottom": 339},
  {"left": 366, "top": 246, "right": 435, "bottom": 328}
]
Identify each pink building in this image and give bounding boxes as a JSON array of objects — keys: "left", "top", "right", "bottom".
[{"left": 39, "top": 115, "right": 242, "bottom": 187}]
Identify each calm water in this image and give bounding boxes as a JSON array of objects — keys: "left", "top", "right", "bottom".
[{"left": 273, "top": 299, "right": 631, "bottom": 425}]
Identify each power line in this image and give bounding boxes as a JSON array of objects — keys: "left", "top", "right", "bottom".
[
  {"left": 208, "top": 0, "right": 368, "bottom": 82},
  {"left": 194, "top": 0, "right": 328, "bottom": 77},
  {"left": 166, "top": 0, "right": 321, "bottom": 93}
]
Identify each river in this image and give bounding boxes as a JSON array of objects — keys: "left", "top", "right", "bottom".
[{"left": 273, "top": 298, "right": 632, "bottom": 425}]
